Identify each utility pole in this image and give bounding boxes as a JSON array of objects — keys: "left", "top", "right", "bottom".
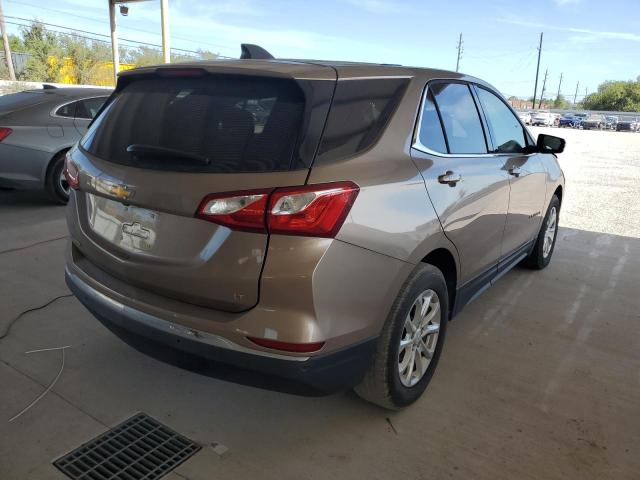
[
  {"left": 573, "top": 81, "right": 579, "bottom": 108},
  {"left": 0, "top": 0, "right": 16, "bottom": 81},
  {"left": 455, "top": 33, "right": 463, "bottom": 72},
  {"left": 108, "top": 0, "right": 119, "bottom": 84},
  {"left": 108, "top": 0, "right": 171, "bottom": 83},
  {"left": 538, "top": 68, "right": 548, "bottom": 109},
  {"left": 556, "top": 72, "right": 563, "bottom": 100},
  {"left": 160, "top": 0, "right": 170, "bottom": 63},
  {"left": 532, "top": 32, "right": 543, "bottom": 110}
]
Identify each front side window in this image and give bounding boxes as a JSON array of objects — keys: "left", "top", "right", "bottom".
[
  {"left": 417, "top": 89, "right": 447, "bottom": 153},
  {"left": 475, "top": 87, "right": 526, "bottom": 153},
  {"left": 431, "top": 83, "right": 487, "bottom": 154}
]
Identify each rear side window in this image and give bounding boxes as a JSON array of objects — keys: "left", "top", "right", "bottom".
[
  {"left": 82, "top": 76, "right": 306, "bottom": 173},
  {"left": 431, "top": 83, "right": 487, "bottom": 154},
  {"left": 475, "top": 87, "right": 526, "bottom": 153},
  {"left": 417, "top": 89, "right": 447, "bottom": 153},
  {"left": 76, "top": 97, "right": 107, "bottom": 119},
  {"left": 316, "top": 78, "right": 409, "bottom": 163},
  {"left": 55, "top": 101, "right": 76, "bottom": 118}
]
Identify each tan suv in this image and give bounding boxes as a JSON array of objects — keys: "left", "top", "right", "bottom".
[{"left": 64, "top": 47, "right": 565, "bottom": 409}]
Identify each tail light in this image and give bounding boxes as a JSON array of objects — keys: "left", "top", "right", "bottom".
[
  {"left": 196, "top": 189, "right": 272, "bottom": 233},
  {"left": 63, "top": 155, "right": 80, "bottom": 190},
  {"left": 0, "top": 127, "right": 12, "bottom": 142},
  {"left": 247, "top": 337, "right": 325, "bottom": 353},
  {"left": 267, "top": 182, "right": 359, "bottom": 237},
  {"left": 196, "top": 182, "right": 359, "bottom": 237}
]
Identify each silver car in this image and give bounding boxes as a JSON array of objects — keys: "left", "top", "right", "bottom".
[{"left": 0, "top": 86, "right": 110, "bottom": 203}]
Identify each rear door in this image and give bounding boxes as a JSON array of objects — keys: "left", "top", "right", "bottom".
[
  {"left": 473, "top": 85, "right": 547, "bottom": 260},
  {"left": 69, "top": 69, "right": 335, "bottom": 312},
  {"left": 411, "top": 81, "right": 510, "bottom": 287}
]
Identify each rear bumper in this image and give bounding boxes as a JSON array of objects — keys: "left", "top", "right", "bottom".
[{"left": 65, "top": 268, "right": 377, "bottom": 394}]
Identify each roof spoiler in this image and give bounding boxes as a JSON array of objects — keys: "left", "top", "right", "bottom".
[{"left": 240, "top": 44, "right": 274, "bottom": 60}]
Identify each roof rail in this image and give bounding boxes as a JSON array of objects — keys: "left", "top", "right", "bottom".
[{"left": 240, "top": 44, "right": 274, "bottom": 60}]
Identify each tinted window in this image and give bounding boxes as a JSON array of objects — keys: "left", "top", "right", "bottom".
[
  {"left": 431, "top": 83, "right": 487, "bottom": 154},
  {"left": 417, "top": 89, "right": 447, "bottom": 153},
  {"left": 317, "top": 78, "right": 409, "bottom": 163},
  {"left": 82, "top": 76, "right": 306, "bottom": 173},
  {"left": 475, "top": 87, "right": 526, "bottom": 153},
  {"left": 55, "top": 101, "right": 77, "bottom": 118},
  {"left": 75, "top": 97, "right": 107, "bottom": 119}
]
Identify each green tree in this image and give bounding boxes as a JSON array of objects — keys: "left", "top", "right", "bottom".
[
  {"left": 583, "top": 80, "right": 640, "bottom": 111},
  {"left": 552, "top": 94, "right": 569, "bottom": 109},
  {"left": 59, "top": 34, "right": 111, "bottom": 84},
  {"left": 19, "top": 22, "right": 61, "bottom": 82}
]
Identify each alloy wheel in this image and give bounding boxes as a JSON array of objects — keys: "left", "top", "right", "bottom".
[
  {"left": 543, "top": 206, "right": 557, "bottom": 258},
  {"left": 398, "top": 289, "right": 441, "bottom": 387},
  {"left": 58, "top": 169, "right": 70, "bottom": 196}
]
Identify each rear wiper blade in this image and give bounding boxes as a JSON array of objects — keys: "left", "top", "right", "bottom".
[{"left": 126, "top": 144, "right": 210, "bottom": 165}]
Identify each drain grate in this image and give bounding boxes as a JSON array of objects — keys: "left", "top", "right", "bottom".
[{"left": 54, "top": 413, "right": 201, "bottom": 480}]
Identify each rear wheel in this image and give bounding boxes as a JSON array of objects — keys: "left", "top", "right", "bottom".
[
  {"left": 523, "top": 195, "right": 560, "bottom": 270},
  {"left": 354, "top": 264, "right": 448, "bottom": 409},
  {"left": 45, "top": 151, "right": 70, "bottom": 204}
]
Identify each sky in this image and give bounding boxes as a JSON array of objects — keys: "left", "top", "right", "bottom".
[{"left": 3, "top": 0, "right": 640, "bottom": 100}]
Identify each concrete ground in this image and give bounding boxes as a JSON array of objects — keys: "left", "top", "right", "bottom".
[{"left": 1, "top": 127, "right": 639, "bottom": 479}]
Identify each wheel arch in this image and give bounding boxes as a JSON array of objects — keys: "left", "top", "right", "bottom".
[
  {"left": 553, "top": 184, "right": 563, "bottom": 205},
  {"left": 43, "top": 146, "right": 72, "bottom": 185},
  {"left": 420, "top": 248, "right": 457, "bottom": 318}
]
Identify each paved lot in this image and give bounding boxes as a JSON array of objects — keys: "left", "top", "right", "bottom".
[{"left": 1, "top": 127, "right": 639, "bottom": 479}]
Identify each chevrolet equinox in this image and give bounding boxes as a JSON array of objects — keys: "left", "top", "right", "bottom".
[{"left": 64, "top": 46, "right": 565, "bottom": 409}]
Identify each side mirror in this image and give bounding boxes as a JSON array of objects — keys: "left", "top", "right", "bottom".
[{"left": 537, "top": 134, "right": 565, "bottom": 154}]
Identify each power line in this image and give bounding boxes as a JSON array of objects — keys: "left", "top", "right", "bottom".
[
  {"left": 5, "top": 16, "right": 234, "bottom": 58},
  {"left": 5, "top": 0, "right": 232, "bottom": 52}
]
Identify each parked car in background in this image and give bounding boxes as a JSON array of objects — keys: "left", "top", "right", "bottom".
[
  {"left": 64, "top": 52, "right": 565, "bottom": 409},
  {"left": 558, "top": 114, "right": 576, "bottom": 127},
  {"left": 572, "top": 112, "right": 588, "bottom": 128},
  {"left": 0, "top": 86, "right": 110, "bottom": 203},
  {"left": 604, "top": 115, "right": 618, "bottom": 130},
  {"left": 551, "top": 113, "right": 561, "bottom": 127},
  {"left": 531, "top": 110, "right": 554, "bottom": 126},
  {"left": 582, "top": 114, "right": 606, "bottom": 130},
  {"left": 517, "top": 111, "right": 531, "bottom": 125},
  {"left": 616, "top": 116, "right": 639, "bottom": 132}
]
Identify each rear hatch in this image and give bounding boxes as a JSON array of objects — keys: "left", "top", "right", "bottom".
[{"left": 69, "top": 62, "right": 336, "bottom": 312}]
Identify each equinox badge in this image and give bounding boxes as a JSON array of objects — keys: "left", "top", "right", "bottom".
[{"left": 122, "top": 222, "right": 151, "bottom": 240}]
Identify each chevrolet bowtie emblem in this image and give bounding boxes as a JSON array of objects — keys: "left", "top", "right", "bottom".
[{"left": 108, "top": 184, "right": 133, "bottom": 200}]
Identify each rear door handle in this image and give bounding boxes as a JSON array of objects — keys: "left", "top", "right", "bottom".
[
  {"left": 509, "top": 166, "right": 521, "bottom": 177},
  {"left": 438, "top": 171, "right": 461, "bottom": 186}
]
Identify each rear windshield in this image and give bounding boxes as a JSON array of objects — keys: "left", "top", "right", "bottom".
[{"left": 82, "top": 76, "right": 307, "bottom": 173}]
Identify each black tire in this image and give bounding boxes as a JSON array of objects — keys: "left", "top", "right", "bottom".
[
  {"left": 45, "top": 151, "right": 70, "bottom": 204},
  {"left": 522, "top": 195, "right": 560, "bottom": 270},
  {"left": 354, "top": 264, "right": 449, "bottom": 410}
]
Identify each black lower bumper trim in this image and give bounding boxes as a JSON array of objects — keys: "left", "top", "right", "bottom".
[{"left": 66, "top": 270, "right": 376, "bottom": 395}]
